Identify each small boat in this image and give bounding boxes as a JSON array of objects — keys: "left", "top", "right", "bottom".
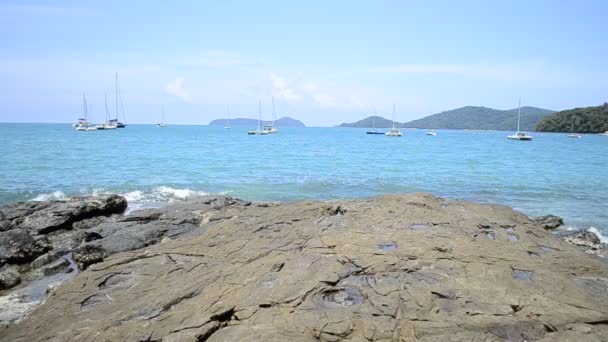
[
  {"left": 96, "top": 94, "right": 117, "bottom": 130},
  {"left": 567, "top": 116, "right": 582, "bottom": 138},
  {"left": 366, "top": 115, "right": 385, "bottom": 135},
  {"left": 75, "top": 94, "right": 98, "bottom": 131},
  {"left": 426, "top": 131, "right": 437, "bottom": 136},
  {"left": 157, "top": 106, "right": 167, "bottom": 127},
  {"left": 248, "top": 101, "right": 268, "bottom": 135},
  {"left": 385, "top": 104, "right": 402, "bottom": 137},
  {"left": 263, "top": 97, "right": 279, "bottom": 134},
  {"left": 224, "top": 105, "right": 231, "bottom": 129},
  {"left": 507, "top": 99, "right": 532, "bottom": 141},
  {"left": 72, "top": 118, "right": 89, "bottom": 127},
  {"left": 599, "top": 131, "right": 608, "bottom": 136}
]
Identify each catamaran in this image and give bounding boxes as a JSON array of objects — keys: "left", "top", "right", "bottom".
[
  {"left": 75, "top": 94, "right": 97, "bottom": 131},
  {"left": 264, "top": 97, "right": 279, "bottom": 134},
  {"left": 248, "top": 101, "right": 268, "bottom": 135},
  {"left": 385, "top": 104, "right": 403, "bottom": 137},
  {"left": 567, "top": 116, "right": 582, "bottom": 138},
  {"left": 157, "top": 106, "right": 167, "bottom": 127},
  {"left": 96, "top": 94, "right": 117, "bottom": 130},
  {"left": 507, "top": 99, "right": 532, "bottom": 141}
]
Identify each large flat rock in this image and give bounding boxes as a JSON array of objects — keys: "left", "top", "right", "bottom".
[{"left": 2, "top": 194, "right": 607, "bottom": 341}]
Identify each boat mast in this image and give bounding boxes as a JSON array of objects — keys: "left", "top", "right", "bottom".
[
  {"left": 517, "top": 98, "right": 521, "bottom": 133},
  {"left": 226, "top": 105, "right": 230, "bottom": 126},
  {"left": 258, "top": 100, "right": 262, "bottom": 131},
  {"left": 392, "top": 104, "right": 396, "bottom": 130},
  {"left": 115, "top": 72, "right": 119, "bottom": 121},
  {"left": 83, "top": 93, "right": 88, "bottom": 125},
  {"left": 272, "top": 96, "right": 276, "bottom": 127}
]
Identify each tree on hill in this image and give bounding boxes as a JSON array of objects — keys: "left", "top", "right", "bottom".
[{"left": 536, "top": 103, "right": 608, "bottom": 133}]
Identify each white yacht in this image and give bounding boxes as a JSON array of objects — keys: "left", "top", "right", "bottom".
[
  {"left": 599, "top": 131, "right": 608, "bottom": 136},
  {"left": 263, "top": 96, "right": 279, "bottom": 134},
  {"left": 96, "top": 94, "right": 117, "bottom": 130},
  {"left": 426, "top": 131, "right": 437, "bottom": 136},
  {"left": 75, "top": 94, "right": 97, "bottom": 131},
  {"left": 507, "top": 99, "right": 532, "bottom": 141},
  {"left": 248, "top": 101, "right": 268, "bottom": 135},
  {"left": 385, "top": 104, "right": 402, "bottom": 137}
]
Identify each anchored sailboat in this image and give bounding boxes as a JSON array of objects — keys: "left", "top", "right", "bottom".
[
  {"left": 96, "top": 94, "right": 117, "bottom": 130},
  {"left": 248, "top": 101, "right": 268, "bottom": 135},
  {"left": 385, "top": 104, "right": 403, "bottom": 137},
  {"left": 264, "top": 97, "right": 279, "bottom": 134},
  {"left": 225, "top": 105, "right": 231, "bottom": 129},
  {"left": 75, "top": 94, "right": 97, "bottom": 131},
  {"left": 567, "top": 116, "right": 582, "bottom": 138},
  {"left": 157, "top": 106, "right": 167, "bottom": 127},
  {"left": 507, "top": 99, "right": 532, "bottom": 141},
  {"left": 366, "top": 110, "right": 385, "bottom": 135},
  {"left": 109, "top": 72, "right": 126, "bottom": 128}
]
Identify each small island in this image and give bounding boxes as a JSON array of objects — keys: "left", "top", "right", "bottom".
[{"left": 209, "top": 116, "right": 306, "bottom": 127}]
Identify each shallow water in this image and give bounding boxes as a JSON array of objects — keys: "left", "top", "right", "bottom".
[{"left": 1, "top": 123, "right": 607, "bottom": 236}]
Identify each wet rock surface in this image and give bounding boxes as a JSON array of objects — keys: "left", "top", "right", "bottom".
[{"left": 1, "top": 193, "right": 607, "bottom": 341}]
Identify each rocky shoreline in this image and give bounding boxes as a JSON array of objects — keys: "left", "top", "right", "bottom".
[{"left": 1, "top": 194, "right": 607, "bottom": 341}]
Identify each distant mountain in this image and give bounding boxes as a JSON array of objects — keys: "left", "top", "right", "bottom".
[
  {"left": 536, "top": 103, "right": 608, "bottom": 133},
  {"left": 209, "top": 116, "right": 305, "bottom": 127},
  {"left": 402, "top": 106, "right": 554, "bottom": 131},
  {"left": 339, "top": 116, "right": 400, "bottom": 128}
]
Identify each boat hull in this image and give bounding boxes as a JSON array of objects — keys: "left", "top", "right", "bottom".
[{"left": 366, "top": 131, "right": 385, "bottom": 135}]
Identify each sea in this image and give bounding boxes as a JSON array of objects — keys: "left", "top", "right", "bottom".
[{"left": 1, "top": 123, "right": 607, "bottom": 240}]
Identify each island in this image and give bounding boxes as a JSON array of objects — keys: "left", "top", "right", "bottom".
[
  {"left": 340, "top": 106, "right": 554, "bottom": 131},
  {"left": 209, "top": 116, "right": 306, "bottom": 127},
  {"left": 536, "top": 103, "right": 608, "bottom": 133}
]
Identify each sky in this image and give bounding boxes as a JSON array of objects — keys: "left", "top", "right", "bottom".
[{"left": 0, "top": 0, "right": 606, "bottom": 126}]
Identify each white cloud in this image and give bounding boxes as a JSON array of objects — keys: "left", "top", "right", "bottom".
[
  {"left": 165, "top": 77, "right": 192, "bottom": 103},
  {"left": 369, "top": 62, "right": 548, "bottom": 82},
  {"left": 270, "top": 73, "right": 300, "bottom": 101}
]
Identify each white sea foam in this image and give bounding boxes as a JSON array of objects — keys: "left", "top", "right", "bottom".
[
  {"left": 588, "top": 227, "right": 608, "bottom": 244},
  {"left": 30, "top": 191, "right": 67, "bottom": 201},
  {"left": 155, "top": 186, "right": 208, "bottom": 200},
  {"left": 122, "top": 190, "right": 144, "bottom": 202}
]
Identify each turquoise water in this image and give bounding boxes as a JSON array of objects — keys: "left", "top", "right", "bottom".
[{"left": 1, "top": 123, "right": 607, "bottom": 235}]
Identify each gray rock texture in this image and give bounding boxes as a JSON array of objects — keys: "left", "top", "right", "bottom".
[{"left": 1, "top": 193, "right": 607, "bottom": 341}]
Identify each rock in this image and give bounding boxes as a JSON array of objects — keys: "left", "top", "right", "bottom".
[
  {"left": 0, "top": 294, "right": 40, "bottom": 325},
  {"left": 0, "top": 229, "right": 50, "bottom": 264},
  {"left": 72, "top": 245, "right": 104, "bottom": 270},
  {"left": 41, "top": 257, "right": 71, "bottom": 276},
  {"left": 0, "top": 195, "right": 127, "bottom": 235},
  {"left": 561, "top": 230, "right": 608, "bottom": 258},
  {"left": 2, "top": 194, "right": 607, "bottom": 341},
  {"left": 0, "top": 265, "right": 21, "bottom": 290},
  {"left": 533, "top": 214, "right": 564, "bottom": 230}
]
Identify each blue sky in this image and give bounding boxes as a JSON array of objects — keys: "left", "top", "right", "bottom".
[{"left": 0, "top": 0, "right": 606, "bottom": 126}]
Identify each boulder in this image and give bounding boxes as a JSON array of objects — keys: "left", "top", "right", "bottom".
[
  {"left": 0, "top": 265, "right": 21, "bottom": 290},
  {"left": 533, "top": 214, "right": 564, "bottom": 230},
  {"left": 0, "top": 229, "right": 50, "bottom": 264},
  {"left": 2, "top": 194, "right": 607, "bottom": 341}
]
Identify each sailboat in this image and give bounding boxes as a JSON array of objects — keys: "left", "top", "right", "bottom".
[
  {"left": 507, "top": 99, "right": 532, "bottom": 141},
  {"left": 157, "top": 106, "right": 167, "bottom": 127},
  {"left": 366, "top": 111, "right": 385, "bottom": 135},
  {"left": 75, "top": 94, "right": 97, "bottom": 131},
  {"left": 96, "top": 94, "right": 117, "bottom": 130},
  {"left": 426, "top": 130, "right": 437, "bottom": 136},
  {"left": 264, "top": 97, "right": 279, "bottom": 134},
  {"left": 567, "top": 116, "right": 582, "bottom": 138},
  {"left": 385, "top": 104, "right": 403, "bottom": 137},
  {"left": 224, "top": 105, "right": 231, "bottom": 129},
  {"left": 248, "top": 101, "right": 268, "bottom": 135},
  {"left": 109, "top": 72, "right": 126, "bottom": 128}
]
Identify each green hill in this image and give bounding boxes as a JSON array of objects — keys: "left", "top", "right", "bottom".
[
  {"left": 209, "top": 116, "right": 305, "bottom": 127},
  {"left": 536, "top": 103, "right": 608, "bottom": 133},
  {"left": 402, "top": 106, "right": 554, "bottom": 131}
]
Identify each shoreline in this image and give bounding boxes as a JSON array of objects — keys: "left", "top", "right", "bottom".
[{"left": 1, "top": 193, "right": 607, "bottom": 340}]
